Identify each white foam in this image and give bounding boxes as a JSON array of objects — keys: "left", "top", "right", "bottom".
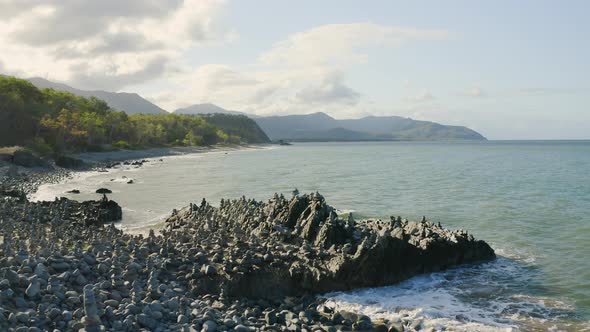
[
  {"left": 325, "top": 272, "right": 516, "bottom": 331},
  {"left": 29, "top": 169, "right": 100, "bottom": 201},
  {"left": 336, "top": 209, "right": 356, "bottom": 215},
  {"left": 323, "top": 252, "right": 588, "bottom": 331}
]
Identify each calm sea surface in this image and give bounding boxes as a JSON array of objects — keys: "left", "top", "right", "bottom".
[{"left": 33, "top": 141, "right": 590, "bottom": 331}]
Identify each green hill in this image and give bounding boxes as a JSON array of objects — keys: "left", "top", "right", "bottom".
[
  {"left": 0, "top": 76, "right": 268, "bottom": 157},
  {"left": 202, "top": 113, "right": 270, "bottom": 144}
]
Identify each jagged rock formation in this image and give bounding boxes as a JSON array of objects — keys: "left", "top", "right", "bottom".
[
  {"left": 0, "top": 190, "right": 494, "bottom": 331},
  {"left": 163, "top": 192, "right": 495, "bottom": 298}
]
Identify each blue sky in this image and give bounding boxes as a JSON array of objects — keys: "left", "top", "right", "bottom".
[{"left": 0, "top": 0, "right": 588, "bottom": 139}]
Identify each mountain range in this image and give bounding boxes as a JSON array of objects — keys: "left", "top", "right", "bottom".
[
  {"left": 27, "top": 77, "right": 167, "bottom": 115},
  {"left": 25, "top": 77, "right": 485, "bottom": 141},
  {"left": 254, "top": 112, "right": 486, "bottom": 141}
]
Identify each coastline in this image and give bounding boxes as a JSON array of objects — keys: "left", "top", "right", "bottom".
[
  {"left": 0, "top": 143, "right": 271, "bottom": 196},
  {"left": 73, "top": 144, "right": 270, "bottom": 164},
  {"left": 10, "top": 144, "right": 271, "bottom": 236},
  {"left": 2, "top": 141, "right": 588, "bottom": 331},
  {"left": 0, "top": 143, "right": 501, "bottom": 332}
]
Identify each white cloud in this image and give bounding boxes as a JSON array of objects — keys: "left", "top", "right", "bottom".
[
  {"left": 1, "top": 5, "right": 449, "bottom": 117},
  {"left": 295, "top": 72, "right": 360, "bottom": 105},
  {"left": 259, "top": 23, "right": 448, "bottom": 67},
  {"left": 150, "top": 23, "right": 449, "bottom": 115},
  {"left": 0, "top": 0, "right": 228, "bottom": 90}
]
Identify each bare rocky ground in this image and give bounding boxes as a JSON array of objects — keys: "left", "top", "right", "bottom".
[{"left": 0, "top": 185, "right": 495, "bottom": 332}]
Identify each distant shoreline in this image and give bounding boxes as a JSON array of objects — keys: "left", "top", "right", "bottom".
[
  {"left": 72, "top": 143, "right": 271, "bottom": 163},
  {"left": 0, "top": 144, "right": 271, "bottom": 198}
]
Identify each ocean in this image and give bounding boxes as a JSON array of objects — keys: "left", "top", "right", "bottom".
[{"left": 32, "top": 141, "right": 590, "bottom": 331}]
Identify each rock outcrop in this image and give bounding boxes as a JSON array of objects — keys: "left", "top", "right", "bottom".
[
  {"left": 163, "top": 192, "right": 495, "bottom": 298},
  {"left": 0, "top": 190, "right": 122, "bottom": 226},
  {"left": 0, "top": 190, "right": 495, "bottom": 331}
]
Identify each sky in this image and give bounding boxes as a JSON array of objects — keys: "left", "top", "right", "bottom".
[{"left": 0, "top": 0, "right": 588, "bottom": 139}]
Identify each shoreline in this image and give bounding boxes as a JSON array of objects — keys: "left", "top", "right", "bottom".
[
  {"left": 12, "top": 144, "right": 271, "bottom": 236},
  {"left": 73, "top": 143, "right": 271, "bottom": 164},
  {"left": 0, "top": 143, "right": 271, "bottom": 196},
  {"left": 2, "top": 143, "right": 587, "bottom": 331}
]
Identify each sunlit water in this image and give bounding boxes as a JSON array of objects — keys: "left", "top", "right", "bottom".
[{"left": 32, "top": 141, "right": 590, "bottom": 331}]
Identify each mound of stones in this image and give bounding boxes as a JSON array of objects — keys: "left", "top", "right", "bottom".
[
  {"left": 0, "top": 190, "right": 121, "bottom": 226},
  {"left": 164, "top": 192, "right": 495, "bottom": 299},
  {"left": 0, "top": 191, "right": 494, "bottom": 331}
]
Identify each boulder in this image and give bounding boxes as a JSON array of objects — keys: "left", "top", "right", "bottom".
[
  {"left": 33, "top": 196, "right": 123, "bottom": 225},
  {"left": 79, "top": 195, "right": 122, "bottom": 224}
]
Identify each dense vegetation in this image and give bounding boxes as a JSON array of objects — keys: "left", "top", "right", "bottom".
[
  {"left": 202, "top": 113, "right": 270, "bottom": 144},
  {"left": 0, "top": 76, "right": 268, "bottom": 156}
]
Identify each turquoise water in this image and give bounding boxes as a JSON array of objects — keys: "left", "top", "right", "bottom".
[{"left": 34, "top": 141, "right": 590, "bottom": 330}]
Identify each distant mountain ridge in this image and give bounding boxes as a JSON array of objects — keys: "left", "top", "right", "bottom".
[
  {"left": 22, "top": 77, "right": 485, "bottom": 141},
  {"left": 174, "top": 103, "right": 245, "bottom": 116},
  {"left": 27, "top": 77, "right": 167, "bottom": 115},
  {"left": 254, "top": 112, "right": 486, "bottom": 141},
  {"left": 175, "top": 104, "right": 486, "bottom": 141}
]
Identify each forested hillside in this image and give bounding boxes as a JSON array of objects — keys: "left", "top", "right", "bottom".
[
  {"left": 202, "top": 113, "right": 270, "bottom": 144},
  {"left": 27, "top": 77, "right": 168, "bottom": 115},
  {"left": 0, "top": 76, "right": 267, "bottom": 156}
]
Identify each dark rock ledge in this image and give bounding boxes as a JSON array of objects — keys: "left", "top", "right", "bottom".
[
  {"left": 163, "top": 192, "right": 495, "bottom": 299},
  {"left": 0, "top": 191, "right": 494, "bottom": 331}
]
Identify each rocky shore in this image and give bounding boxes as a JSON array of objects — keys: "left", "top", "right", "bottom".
[{"left": 0, "top": 186, "right": 495, "bottom": 331}]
